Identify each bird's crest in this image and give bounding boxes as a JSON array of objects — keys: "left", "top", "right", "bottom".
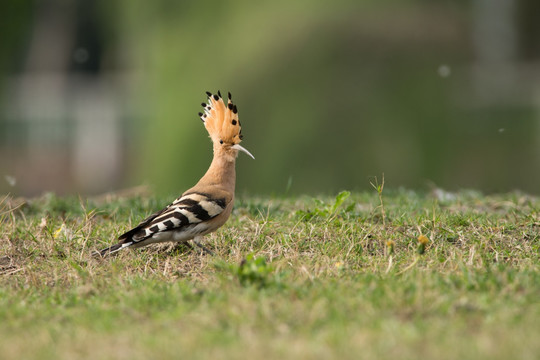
[{"left": 199, "top": 91, "right": 243, "bottom": 145}]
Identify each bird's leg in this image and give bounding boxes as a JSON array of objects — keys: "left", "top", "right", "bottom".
[
  {"left": 174, "top": 241, "right": 194, "bottom": 252},
  {"left": 192, "top": 236, "right": 215, "bottom": 256}
]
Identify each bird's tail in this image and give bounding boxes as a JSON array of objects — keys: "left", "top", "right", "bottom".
[{"left": 94, "top": 242, "right": 132, "bottom": 258}]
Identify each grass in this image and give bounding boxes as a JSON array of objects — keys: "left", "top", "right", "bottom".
[{"left": 0, "top": 188, "right": 539, "bottom": 359}]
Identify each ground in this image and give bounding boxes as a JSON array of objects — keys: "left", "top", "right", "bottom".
[{"left": 0, "top": 189, "right": 539, "bottom": 359}]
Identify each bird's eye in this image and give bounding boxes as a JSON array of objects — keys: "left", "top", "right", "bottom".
[{"left": 220, "top": 140, "right": 223, "bottom": 144}]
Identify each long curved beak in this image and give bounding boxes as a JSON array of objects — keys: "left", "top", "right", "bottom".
[{"left": 232, "top": 144, "right": 255, "bottom": 159}]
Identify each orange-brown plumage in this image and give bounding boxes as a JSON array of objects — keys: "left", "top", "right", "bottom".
[{"left": 202, "top": 92, "right": 243, "bottom": 146}]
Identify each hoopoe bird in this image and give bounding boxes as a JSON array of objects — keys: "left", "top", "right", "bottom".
[{"left": 97, "top": 91, "right": 254, "bottom": 257}]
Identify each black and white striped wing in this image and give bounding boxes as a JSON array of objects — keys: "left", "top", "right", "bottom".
[{"left": 118, "top": 192, "right": 227, "bottom": 245}]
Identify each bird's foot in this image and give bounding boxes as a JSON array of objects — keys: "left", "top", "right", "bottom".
[{"left": 191, "top": 239, "right": 215, "bottom": 256}]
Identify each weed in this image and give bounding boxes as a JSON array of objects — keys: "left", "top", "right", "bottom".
[
  {"left": 370, "top": 174, "right": 386, "bottom": 226},
  {"left": 236, "top": 254, "right": 275, "bottom": 288},
  {"left": 296, "top": 190, "right": 352, "bottom": 221}
]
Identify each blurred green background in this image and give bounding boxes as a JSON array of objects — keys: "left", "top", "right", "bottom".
[{"left": 1, "top": 0, "right": 539, "bottom": 196}]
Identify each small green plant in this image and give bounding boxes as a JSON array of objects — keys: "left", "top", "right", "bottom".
[
  {"left": 370, "top": 174, "right": 386, "bottom": 226},
  {"left": 296, "top": 190, "right": 352, "bottom": 221},
  {"left": 236, "top": 254, "right": 275, "bottom": 288}
]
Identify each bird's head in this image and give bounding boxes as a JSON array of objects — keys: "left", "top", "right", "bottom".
[{"left": 199, "top": 91, "right": 255, "bottom": 160}]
